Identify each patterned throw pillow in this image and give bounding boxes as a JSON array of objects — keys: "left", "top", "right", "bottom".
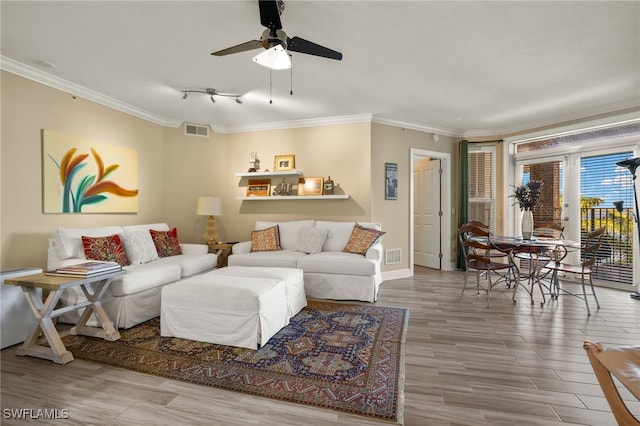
[
  {"left": 149, "top": 228, "right": 182, "bottom": 257},
  {"left": 81, "top": 234, "right": 130, "bottom": 266},
  {"left": 121, "top": 230, "right": 159, "bottom": 264},
  {"left": 251, "top": 225, "right": 282, "bottom": 252},
  {"left": 343, "top": 223, "right": 386, "bottom": 255}
]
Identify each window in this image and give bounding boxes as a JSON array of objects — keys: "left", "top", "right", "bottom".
[
  {"left": 512, "top": 121, "right": 640, "bottom": 288},
  {"left": 580, "top": 152, "right": 634, "bottom": 284},
  {"left": 468, "top": 146, "right": 496, "bottom": 233}
]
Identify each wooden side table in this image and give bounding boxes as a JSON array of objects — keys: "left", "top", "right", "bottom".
[
  {"left": 4, "top": 270, "right": 125, "bottom": 364},
  {"left": 209, "top": 242, "right": 235, "bottom": 268}
]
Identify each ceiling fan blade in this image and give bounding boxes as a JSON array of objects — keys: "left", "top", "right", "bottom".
[
  {"left": 259, "top": 0, "right": 282, "bottom": 31},
  {"left": 287, "top": 36, "right": 343, "bottom": 61},
  {"left": 211, "top": 40, "right": 263, "bottom": 56}
]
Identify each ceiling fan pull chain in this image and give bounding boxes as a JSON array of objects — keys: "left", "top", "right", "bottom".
[
  {"left": 269, "top": 68, "right": 273, "bottom": 104},
  {"left": 290, "top": 54, "right": 293, "bottom": 96}
]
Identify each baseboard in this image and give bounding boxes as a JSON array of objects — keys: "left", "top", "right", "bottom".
[{"left": 382, "top": 269, "right": 412, "bottom": 281}]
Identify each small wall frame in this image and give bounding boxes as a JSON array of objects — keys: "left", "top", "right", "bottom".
[
  {"left": 297, "top": 177, "right": 324, "bottom": 196},
  {"left": 274, "top": 154, "right": 295, "bottom": 171},
  {"left": 385, "top": 162, "right": 398, "bottom": 200},
  {"left": 246, "top": 179, "right": 271, "bottom": 197}
]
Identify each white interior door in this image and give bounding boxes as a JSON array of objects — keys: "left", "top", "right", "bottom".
[{"left": 413, "top": 158, "right": 441, "bottom": 269}]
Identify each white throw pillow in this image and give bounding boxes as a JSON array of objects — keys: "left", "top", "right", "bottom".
[
  {"left": 295, "top": 226, "right": 330, "bottom": 254},
  {"left": 121, "top": 230, "right": 159, "bottom": 264}
]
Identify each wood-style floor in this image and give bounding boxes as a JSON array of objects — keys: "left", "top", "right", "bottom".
[{"left": 2, "top": 267, "right": 639, "bottom": 425}]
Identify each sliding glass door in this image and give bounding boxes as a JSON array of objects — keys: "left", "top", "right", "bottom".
[{"left": 517, "top": 149, "right": 636, "bottom": 287}]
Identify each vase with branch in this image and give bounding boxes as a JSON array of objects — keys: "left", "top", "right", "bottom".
[{"left": 511, "top": 180, "right": 544, "bottom": 239}]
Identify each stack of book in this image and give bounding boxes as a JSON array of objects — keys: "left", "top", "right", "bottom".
[{"left": 51, "top": 261, "right": 122, "bottom": 277}]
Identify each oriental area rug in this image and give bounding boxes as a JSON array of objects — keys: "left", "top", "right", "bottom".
[{"left": 62, "top": 301, "right": 408, "bottom": 423}]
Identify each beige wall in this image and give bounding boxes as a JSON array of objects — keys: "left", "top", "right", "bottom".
[
  {"left": 1, "top": 71, "right": 457, "bottom": 276},
  {"left": 160, "top": 126, "right": 229, "bottom": 245},
  {"left": 371, "top": 123, "right": 457, "bottom": 271},
  {"left": 1, "top": 72, "right": 168, "bottom": 270},
  {"left": 221, "top": 123, "right": 373, "bottom": 241}
]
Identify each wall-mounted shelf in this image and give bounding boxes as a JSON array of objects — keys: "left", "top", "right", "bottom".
[
  {"left": 235, "top": 171, "right": 303, "bottom": 178},
  {"left": 237, "top": 195, "right": 349, "bottom": 201},
  {"left": 236, "top": 170, "right": 348, "bottom": 200}
]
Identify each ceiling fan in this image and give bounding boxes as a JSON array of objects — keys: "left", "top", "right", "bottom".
[{"left": 211, "top": 0, "right": 343, "bottom": 68}]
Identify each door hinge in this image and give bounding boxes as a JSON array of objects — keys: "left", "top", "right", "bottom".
[
  {"left": 438, "top": 252, "right": 443, "bottom": 259},
  {"left": 439, "top": 210, "right": 443, "bottom": 217}
]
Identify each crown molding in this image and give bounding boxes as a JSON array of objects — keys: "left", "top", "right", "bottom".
[
  {"left": 371, "top": 116, "right": 462, "bottom": 138},
  {"left": 0, "top": 55, "right": 182, "bottom": 128},
  {"left": 505, "top": 110, "right": 640, "bottom": 144},
  {"left": 209, "top": 113, "right": 374, "bottom": 134}
]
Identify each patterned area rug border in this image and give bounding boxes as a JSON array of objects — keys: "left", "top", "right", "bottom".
[{"left": 62, "top": 301, "right": 408, "bottom": 423}]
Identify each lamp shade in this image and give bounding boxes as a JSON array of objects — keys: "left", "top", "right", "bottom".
[
  {"left": 196, "top": 196, "right": 222, "bottom": 216},
  {"left": 253, "top": 45, "right": 291, "bottom": 70},
  {"left": 616, "top": 157, "right": 640, "bottom": 175},
  {"left": 613, "top": 200, "right": 625, "bottom": 213}
]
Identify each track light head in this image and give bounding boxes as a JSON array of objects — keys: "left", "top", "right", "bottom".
[{"left": 180, "top": 88, "right": 243, "bottom": 105}]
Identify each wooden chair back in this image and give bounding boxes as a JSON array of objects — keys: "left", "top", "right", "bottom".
[
  {"left": 583, "top": 341, "right": 640, "bottom": 425},
  {"left": 533, "top": 222, "right": 564, "bottom": 238},
  {"left": 580, "top": 227, "right": 606, "bottom": 268}
]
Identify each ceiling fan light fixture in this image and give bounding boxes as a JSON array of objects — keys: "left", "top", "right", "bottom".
[{"left": 253, "top": 45, "right": 291, "bottom": 70}]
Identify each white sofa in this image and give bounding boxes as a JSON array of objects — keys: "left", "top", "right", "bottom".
[
  {"left": 47, "top": 223, "right": 217, "bottom": 329},
  {"left": 228, "top": 220, "right": 383, "bottom": 302}
]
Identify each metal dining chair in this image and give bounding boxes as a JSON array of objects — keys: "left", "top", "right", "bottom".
[
  {"left": 459, "top": 222, "right": 512, "bottom": 283},
  {"left": 459, "top": 226, "right": 520, "bottom": 308},
  {"left": 517, "top": 222, "right": 567, "bottom": 287},
  {"left": 542, "top": 227, "right": 606, "bottom": 315}
]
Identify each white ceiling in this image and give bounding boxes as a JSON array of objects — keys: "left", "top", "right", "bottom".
[{"left": 2, "top": 1, "right": 639, "bottom": 137}]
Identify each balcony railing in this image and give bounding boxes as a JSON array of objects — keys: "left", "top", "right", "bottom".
[{"left": 581, "top": 207, "right": 633, "bottom": 285}]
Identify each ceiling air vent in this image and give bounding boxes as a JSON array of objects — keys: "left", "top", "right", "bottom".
[{"left": 184, "top": 124, "right": 210, "bottom": 137}]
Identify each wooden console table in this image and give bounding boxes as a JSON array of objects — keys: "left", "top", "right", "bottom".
[{"left": 4, "top": 270, "right": 125, "bottom": 364}]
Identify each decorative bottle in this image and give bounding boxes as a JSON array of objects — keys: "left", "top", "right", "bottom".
[{"left": 324, "top": 176, "right": 334, "bottom": 195}]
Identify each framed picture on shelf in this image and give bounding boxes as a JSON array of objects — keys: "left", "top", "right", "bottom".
[
  {"left": 297, "top": 177, "right": 324, "bottom": 196},
  {"left": 274, "top": 154, "right": 295, "bottom": 171},
  {"left": 246, "top": 179, "right": 271, "bottom": 197}
]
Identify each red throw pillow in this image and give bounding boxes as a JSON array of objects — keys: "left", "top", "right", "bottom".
[
  {"left": 149, "top": 228, "right": 182, "bottom": 257},
  {"left": 81, "top": 234, "right": 130, "bottom": 266}
]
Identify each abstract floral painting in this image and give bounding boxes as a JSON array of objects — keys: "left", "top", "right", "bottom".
[{"left": 43, "top": 130, "right": 139, "bottom": 213}]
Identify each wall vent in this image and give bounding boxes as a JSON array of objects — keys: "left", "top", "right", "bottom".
[
  {"left": 184, "top": 124, "right": 210, "bottom": 137},
  {"left": 385, "top": 248, "right": 401, "bottom": 265}
]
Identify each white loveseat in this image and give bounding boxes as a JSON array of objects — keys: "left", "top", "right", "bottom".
[
  {"left": 228, "top": 220, "right": 384, "bottom": 302},
  {"left": 47, "top": 223, "right": 217, "bottom": 329}
]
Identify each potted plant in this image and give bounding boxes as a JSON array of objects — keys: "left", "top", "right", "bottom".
[{"left": 511, "top": 180, "right": 544, "bottom": 239}]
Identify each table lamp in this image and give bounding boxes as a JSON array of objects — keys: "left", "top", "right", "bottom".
[{"left": 196, "top": 196, "right": 222, "bottom": 247}]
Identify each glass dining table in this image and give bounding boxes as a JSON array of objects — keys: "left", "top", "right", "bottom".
[{"left": 469, "top": 235, "right": 582, "bottom": 306}]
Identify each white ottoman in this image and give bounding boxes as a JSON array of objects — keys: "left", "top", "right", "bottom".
[
  {"left": 160, "top": 273, "right": 288, "bottom": 349},
  {"left": 211, "top": 266, "right": 306, "bottom": 318}
]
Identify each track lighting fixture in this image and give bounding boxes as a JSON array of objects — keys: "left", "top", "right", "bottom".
[{"left": 180, "top": 88, "right": 242, "bottom": 104}]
